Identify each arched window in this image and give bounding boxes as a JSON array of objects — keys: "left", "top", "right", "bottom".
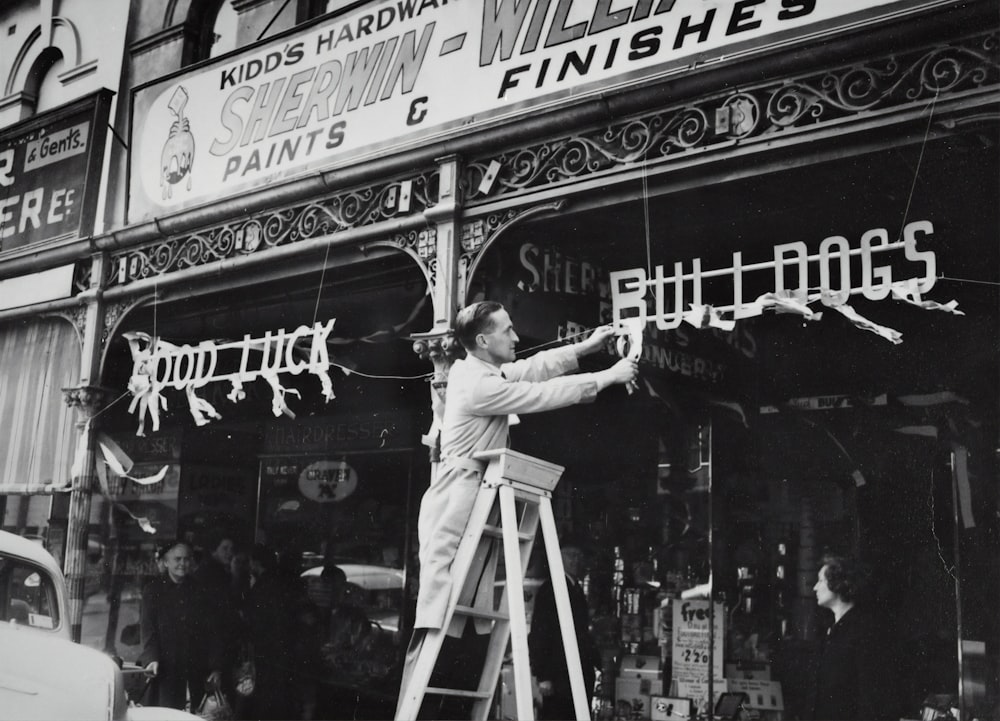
[
  {"left": 24, "top": 47, "right": 65, "bottom": 115},
  {"left": 187, "top": 0, "right": 233, "bottom": 65},
  {"left": 208, "top": 1, "right": 238, "bottom": 59}
]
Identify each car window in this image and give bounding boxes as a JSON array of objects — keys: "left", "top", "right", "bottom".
[{"left": 0, "top": 557, "right": 59, "bottom": 630}]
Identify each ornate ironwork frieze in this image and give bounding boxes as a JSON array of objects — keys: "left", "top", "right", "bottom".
[
  {"left": 463, "top": 32, "right": 999, "bottom": 203},
  {"left": 105, "top": 171, "right": 437, "bottom": 288}
]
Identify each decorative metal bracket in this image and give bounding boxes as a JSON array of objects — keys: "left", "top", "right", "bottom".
[
  {"left": 361, "top": 225, "right": 438, "bottom": 291},
  {"left": 42, "top": 303, "right": 89, "bottom": 347},
  {"left": 461, "top": 200, "right": 567, "bottom": 297}
]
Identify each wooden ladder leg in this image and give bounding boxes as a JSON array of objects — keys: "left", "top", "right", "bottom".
[
  {"left": 538, "top": 495, "right": 592, "bottom": 720},
  {"left": 499, "top": 484, "right": 536, "bottom": 721},
  {"left": 471, "top": 495, "right": 541, "bottom": 721},
  {"left": 395, "top": 485, "right": 499, "bottom": 721}
]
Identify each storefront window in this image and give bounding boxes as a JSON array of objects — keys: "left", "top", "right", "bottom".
[{"left": 472, "top": 136, "right": 998, "bottom": 719}]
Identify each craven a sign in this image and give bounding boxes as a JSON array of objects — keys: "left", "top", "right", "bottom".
[
  {"left": 128, "top": 0, "right": 932, "bottom": 222},
  {"left": 0, "top": 91, "right": 111, "bottom": 252}
]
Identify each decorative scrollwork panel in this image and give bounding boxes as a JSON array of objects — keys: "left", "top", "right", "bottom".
[
  {"left": 106, "top": 172, "right": 437, "bottom": 288},
  {"left": 464, "top": 32, "right": 999, "bottom": 203}
]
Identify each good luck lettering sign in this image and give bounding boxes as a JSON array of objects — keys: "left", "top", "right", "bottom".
[
  {"left": 611, "top": 220, "right": 963, "bottom": 344},
  {"left": 123, "top": 320, "right": 339, "bottom": 436}
]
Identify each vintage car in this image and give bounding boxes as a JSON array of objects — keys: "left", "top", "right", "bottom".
[{"left": 0, "top": 529, "right": 196, "bottom": 720}]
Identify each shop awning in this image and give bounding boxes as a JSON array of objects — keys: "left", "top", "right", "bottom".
[{"left": 0, "top": 318, "right": 80, "bottom": 494}]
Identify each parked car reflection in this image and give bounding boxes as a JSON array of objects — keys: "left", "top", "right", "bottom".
[{"left": 301, "top": 563, "right": 404, "bottom": 635}]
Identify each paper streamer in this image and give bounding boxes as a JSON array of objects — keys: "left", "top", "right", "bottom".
[
  {"left": 185, "top": 386, "right": 222, "bottom": 427},
  {"left": 891, "top": 279, "right": 964, "bottom": 315},
  {"left": 831, "top": 304, "right": 903, "bottom": 344},
  {"left": 952, "top": 445, "right": 976, "bottom": 529},
  {"left": 897, "top": 391, "right": 969, "bottom": 407},
  {"left": 894, "top": 425, "right": 939, "bottom": 438},
  {"left": 752, "top": 290, "right": 823, "bottom": 320},
  {"left": 97, "top": 434, "right": 168, "bottom": 485},
  {"left": 616, "top": 318, "right": 644, "bottom": 394},
  {"left": 683, "top": 304, "right": 736, "bottom": 331}
]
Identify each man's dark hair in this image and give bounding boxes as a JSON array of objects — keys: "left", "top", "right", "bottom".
[
  {"left": 455, "top": 301, "right": 505, "bottom": 352},
  {"left": 821, "top": 553, "right": 870, "bottom": 603}
]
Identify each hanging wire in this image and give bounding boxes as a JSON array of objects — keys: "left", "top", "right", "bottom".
[
  {"left": 514, "top": 326, "right": 598, "bottom": 356},
  {"left": 83, "top": 389, "right": 133, "bottom": 423},
  {"left": 332, "top": 363, "right": 434, "bottom": 381},
  {"left": 312, "top": 240, "right": 332, "bottom": 326},
  {"left": 898, "top": 90, "right": 939, "bottom": 238},
  {"left": 641, "top": 158, "right": 653, "bottom": 277},
  {"left": 937, "top": 275, "right": 1000, "bottom": 287}
]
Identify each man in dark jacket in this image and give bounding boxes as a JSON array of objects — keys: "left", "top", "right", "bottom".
[
  {"left": 528, "top": 541, "right": 600, "bottom": 720},
  {"left": 139, "top": 540, "right": 224, "bottom": 710}
]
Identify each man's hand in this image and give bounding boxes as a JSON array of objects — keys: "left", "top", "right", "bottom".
[
  {"left": 206, "top": 670, "right": 222, "bottom": 689},
  {"left": 144, "top": 661, "right": 158, "bottom": 676},
  {"left": 575, "top": 325, "right": 615, "bottom": 357},
  {"left": 597, "top": 358, "right": 638, "bottom": 390}
]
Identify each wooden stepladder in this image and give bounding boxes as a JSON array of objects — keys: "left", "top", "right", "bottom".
[{"left": 395, "top": 449, "right": 591, "bottom": 721}]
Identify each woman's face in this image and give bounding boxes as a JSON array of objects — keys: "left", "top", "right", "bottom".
[
  {"left": 813, "top": 564, "right": 837, "bottom": 608},
  {"left": 213, "top": 539, "right": 235, "bottom": 567},
  {"left": 163, "top": 544, "right": 193, "bottom": 583}
]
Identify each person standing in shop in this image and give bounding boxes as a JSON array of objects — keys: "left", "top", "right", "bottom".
[
  {"left": 194, "top": 532, "right": 242, "bottom": 697},
  {"left": 399, "top": 300, "right": 637, "bottom": 713},
  {"left": 139, "top": 539, "right": 224, "bottom": 710},
  {"left": 529, "top": 540, "right": 600, "bottom": 720},
  {"left": 809, "top": 553, "right": 901, "bottom": 720},
  {"left": 247, "top": 544, "right": 301, "bottom": 721}
]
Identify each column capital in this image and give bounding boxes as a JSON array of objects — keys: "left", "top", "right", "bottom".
[
  {"left": 62, "top": 385, "right": 115, "bottom": 418},
  {"left": 410, "top": 328, "right": 460, "bottom": 364}
]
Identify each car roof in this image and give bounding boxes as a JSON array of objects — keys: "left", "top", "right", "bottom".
[{"left": 0, "top": 530, "right": 64, "bottom": 581}]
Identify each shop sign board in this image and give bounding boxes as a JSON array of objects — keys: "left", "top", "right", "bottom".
[
  {"left": 264, "top": 412, "right": 410, "bottom": 453},
  {"left": 0, "top": 91, "right": 111, "bottom": 252},
  {"left": 298, "top": 459, "right": 359, "bottom": 502},
  {"left": 128, "top": 0, "right": 932, "bottom": 222},
  {"left": 0, "top": 265, "right": 75, "bottom": 311}
]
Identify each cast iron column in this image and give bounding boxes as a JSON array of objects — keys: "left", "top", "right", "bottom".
[
  {"left": 411, "top": 155, "right": 465, "bottom": 457},
  {"left": 61, "top": 253, "right": 110, "bottom": 642}
]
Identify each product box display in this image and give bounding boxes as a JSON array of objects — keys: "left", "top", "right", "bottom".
[
  {"left": 650, "top": 695, "right": 693, "bottom": 720},
  {"left": 621, "top": 654, "right": 663, "bottom": 680},
  {"left": 616, "top": 677, "right": 660, "bottom": 719}
]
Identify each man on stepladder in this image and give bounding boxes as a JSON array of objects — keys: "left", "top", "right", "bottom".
[{"left": 400, "top": 300, "right": 638, "bottom": 717}]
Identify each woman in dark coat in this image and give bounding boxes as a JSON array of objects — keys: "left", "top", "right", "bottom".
[
  {"left": 139, "top": 539, "right": 224, "bottom": 710},
  {"left": 810, "top": 554, "right": 901, "bottom": 721}
]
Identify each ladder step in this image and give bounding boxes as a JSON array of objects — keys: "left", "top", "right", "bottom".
[
  {"left": 425, "top": 687, "right": 493, "bottom": 700},
  {"left": 482, "top": 524, "right": 533, "bottom": 542},
  {"left": 454, "top": 604, "right": 509, "bottom": 621}
]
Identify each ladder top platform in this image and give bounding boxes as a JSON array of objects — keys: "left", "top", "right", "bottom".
[{"left": 474, "top": 449, "right": 565, "bottom": 492}]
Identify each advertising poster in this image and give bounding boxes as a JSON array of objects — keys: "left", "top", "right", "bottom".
[{"left": 671, "top": 599, "right": 724, "bottom": 681}]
